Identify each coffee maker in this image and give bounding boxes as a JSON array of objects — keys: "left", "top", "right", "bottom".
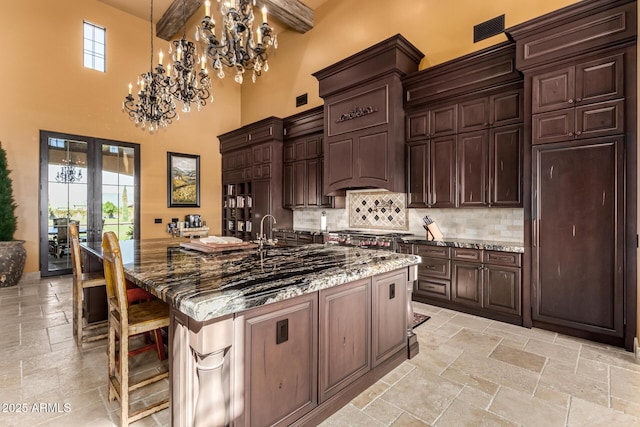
[{"left": 185, "top": 214, "right": 202, "bottom": 228}]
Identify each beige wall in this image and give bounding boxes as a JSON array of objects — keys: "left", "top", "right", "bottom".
[
  {"left": 1, "top": 0, "right": 241, "bottom": 274},
  {"left": 240, "top": 0, "right": 580, "bottom": 124}
]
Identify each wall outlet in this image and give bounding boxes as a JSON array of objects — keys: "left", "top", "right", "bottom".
[{"left": 154, "top": 218, "right": 162, "bottom": 224}]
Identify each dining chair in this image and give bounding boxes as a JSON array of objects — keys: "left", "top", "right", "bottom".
[
  {"left": 102, "top": 231, "right": 170, "bottom": 426},
  {"left": 69, "top": 222, "right": 108, "bottom": 345}
]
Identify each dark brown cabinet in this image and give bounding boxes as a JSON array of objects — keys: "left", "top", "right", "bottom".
[
  {"left": 404, "top": 42, "right": 524, "bottom": 209},
  {"left": 319, "top": 278, "right": 370, "bottom": 403},
  {"left": 412, "top": 244, "right": 522, "bottom": 322},
  {"left": 219, "top": 117, "right": 292, "bottom": 240},
  {"left": 507, "top": 0, "right": 636, "bottom": 349},
  {"left": 314, "top": 35, "right": 423, "bottom": 195},
  {"left": 243, "top": 293, "right": 318, "bottom": 427}
]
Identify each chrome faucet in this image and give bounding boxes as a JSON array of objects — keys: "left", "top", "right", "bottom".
[{"left": 258, "top": 214, "right": 277, "bottom": 250}]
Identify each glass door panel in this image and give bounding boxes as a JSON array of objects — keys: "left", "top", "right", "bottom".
[{"left": 102, "top": 144, "right": 136, "bottom": 241}]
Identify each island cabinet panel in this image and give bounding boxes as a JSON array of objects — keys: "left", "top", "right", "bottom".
[
  {"left": 372, "top": 269, "right": 408, "bottom": 367},
  {"left": 319, "top": 278, "right": 371, "bottom": 403},
  {"left": 242, "top": 293, "right": 318, "bottom": 427},
  {"left": 403, "top": 41, "right": 523, "bottom": 209}
]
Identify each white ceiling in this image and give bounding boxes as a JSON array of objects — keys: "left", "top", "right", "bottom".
[{"left": 98, "top": 0, "right": 329, "bottom": 23}]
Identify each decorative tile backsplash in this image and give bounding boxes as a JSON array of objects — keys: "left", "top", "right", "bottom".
[{"left": 349, "top": 191, "right": 407, "bottom": 230}]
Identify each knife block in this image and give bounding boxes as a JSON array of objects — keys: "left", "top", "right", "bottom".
[{"left": 426, "top": 222, "right": 444, "bottom": 241}]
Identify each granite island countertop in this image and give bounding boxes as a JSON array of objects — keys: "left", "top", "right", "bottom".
[
  {"left": 81, "top": 238, "right": 421, "bottom": 322},
  {"left": 400, "top": 236, "right": 524, "bottom": 253}
]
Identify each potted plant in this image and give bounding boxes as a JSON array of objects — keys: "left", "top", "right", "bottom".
[{"left": 0, "top": 142, "right": 26, "bottom": 287}]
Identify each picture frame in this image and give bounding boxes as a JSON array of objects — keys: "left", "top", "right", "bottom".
[{"left": 167, "top": 152, "right": 200, "bottom": 207}]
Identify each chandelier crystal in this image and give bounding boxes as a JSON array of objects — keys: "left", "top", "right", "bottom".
[
  {"left": 166, "top": 0, "right": 214, "bottom": 112},
  {"left": 198, "top": 0, "right": 278, "bottom": 84},
  {"left": 56, "top": 160, "right": 83, "bottom": 184},
  {"left": 122, "top": 0, "right": 178, "bottom": 132}
]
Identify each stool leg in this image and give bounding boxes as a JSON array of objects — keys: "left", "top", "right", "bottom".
[
  {"left": 120, "top": 325, "right": 129, "bottom": 427},
  {"left": 108, "top": 320, "right": 116, "bottom": 402},
  {"left": 153, "top": 329, "right": 166, "bottom": 361}
]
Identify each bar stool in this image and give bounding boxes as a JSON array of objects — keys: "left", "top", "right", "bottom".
[
  {"left": 102, "top": 231, "right": 170, "bottom": 426},
  {"left": 69, "top": 222, "right": 108, "bottom": 345}
]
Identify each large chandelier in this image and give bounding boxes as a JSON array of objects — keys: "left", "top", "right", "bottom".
[
  {"left": 122, "top": 0, "right": 177, "bottom": 132},
  {"left": 198, "top": 0, "right": 278, "bottom": 84},
  {"left": 166, "top": 0, "right": 213, "bottom": 112},
  {"left": 56, "top": 160, "right": 83, "bottom": 184}
]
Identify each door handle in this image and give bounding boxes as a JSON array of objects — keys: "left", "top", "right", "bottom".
[{"left": 533, "top": 219, "right": 538, "bottom": 247}]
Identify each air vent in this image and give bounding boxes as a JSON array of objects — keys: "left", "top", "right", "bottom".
[
  {"left": 296, "top": 93, "right": 308, "bottom": 107},
  {"left": 474, "top": 15, "right": 505, "bottom": 43}
]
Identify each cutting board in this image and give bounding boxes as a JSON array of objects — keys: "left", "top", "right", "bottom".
[{"left": 180, "top": 241, "right": 257, "bottom": 253}]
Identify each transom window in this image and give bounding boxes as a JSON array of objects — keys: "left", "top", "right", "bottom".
[{"left": 83, "top": 21, "right": 106, "bottom": 72}]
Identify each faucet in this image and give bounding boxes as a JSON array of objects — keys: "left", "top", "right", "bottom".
[{"left": 258, "top": 214, "right": 277, "bottom": 250}]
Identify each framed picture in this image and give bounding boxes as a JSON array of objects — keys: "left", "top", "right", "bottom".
[{"left": 167, "top": 152, "right": 200, "bottom": 207}]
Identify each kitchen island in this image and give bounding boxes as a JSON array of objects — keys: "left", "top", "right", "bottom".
[{"left": 81, "top": 238, "right": 421, "bottom": 427}]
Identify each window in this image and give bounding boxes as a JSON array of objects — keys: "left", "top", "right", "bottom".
[{"left": 83, "top": 21, "right": 105, "bottom": 72}]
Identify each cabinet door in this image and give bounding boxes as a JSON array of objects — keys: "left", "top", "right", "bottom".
[
  {"left": 243, "top": 293, "right": 318, "bottom": 427},
  {"left": 452, "top": 262, "right": 482, "bottom": 307},
  {"left": 532, "top": 137, "right": 624, "bottom": 338},
  {"left": 429, "top": 136, "right": 457, "bottom": 208},
  {"left": 483, "top": 265, "right": 521, "bottom": 316},
  {"left": 575, "top": 53, "right": 624, "bottom": 105},
  {"left": 490, "top": 89, "right": 524, "bottom": 127},
  {"left": 457, "top": 131, "right": 488, "bottom": 207},
  {"left": 407, "top": 142, "right": 428, "bottom": 208},
  {"left": 319, "top": 278, "right": 371, "bottom": 402},
  {"left": 283, "top": 163, "right": 294, "bottom": 209},
  {"left": 532, "top": 65, "right": 575, "bottom": 114},
  {"left": 306, "top": 158, "right": 320, "bottom": 207},
  {"left": 306, "top": 136, "right": 323, "bottom": 158},
  {"left": 459, "top": 98, "right": 489, "bottom": 133},
  {"left": 430, "top": 104, "right": 458, "bottom": 137},
  {"left": 252, "top": 179, "right": 272, "bottom": 239},
  {"left": 294, "top": 161, "right": 306, "bottom": 207},
  {"left": 407, "top": 112, "right": 429, "bottom": 141},
  {"left": 532, "top": 109, "right": 575, "bottom": 145},
  {"left": 575, "top": 99, "right": 624, "bottom": 140},
  {"left": 325, "top": 138, "right": 353, "bottom": 194},
  {"left": 490, "top": 125, "right": 522, "bottom": 207},
  {"left": 372, "top": 269, "right": 407, "bottom": 367},
  {"left": 252, "top": 143, "right": 272, "bottom": 165}
]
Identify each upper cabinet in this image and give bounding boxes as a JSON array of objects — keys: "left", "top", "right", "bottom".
[
  {"left": 403, "top": 42, "right": 524, "bottom": 208},
  {"left": 313, "top": 35, "right": 424, "bottom": 196}
]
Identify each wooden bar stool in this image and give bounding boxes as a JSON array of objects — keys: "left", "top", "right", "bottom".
[
  {"left": 69, "top": 222, "right": 108, "bottom": 345},
  {"left": 102, "top": 231, "right": 170, "bottom": 426}
]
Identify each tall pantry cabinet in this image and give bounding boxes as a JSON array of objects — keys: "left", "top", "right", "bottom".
[{"left": 507, "top": 0, "right": 637, "bottom": 350}]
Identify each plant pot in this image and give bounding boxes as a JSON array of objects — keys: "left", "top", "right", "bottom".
[{"left": 0, "top": 240, "right": 26, "bottom": 287}]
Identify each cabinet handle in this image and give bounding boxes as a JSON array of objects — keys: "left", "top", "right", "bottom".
[
  {"left": 576, "top": 97, "right": 582, "bottom": 102},
  {"left": 533, "top": 219, "right": 538, "bottom": 247},
  {"left": 492, "top": 255, "right": 512, "bottom": 261},
  {"left": 568, "top": 99, "right": 574, "bottom": 104},
  {"left": 426, "top": 265, "right": 437, "bottom": 270},
  {"left": 276, "top": 319, "right": 288, "bottom": 344},
  {"left": 477, "top": 266, "right": 484, "bottom": 271},
  {"left": 576, "top": 131, "right": 582, "bottom": 136},
  {"left": 568, "top": 132, "right": 574, "bottom": 136},
  {"left": 389, "top": 283, "right": 396, "bottom": 299}
]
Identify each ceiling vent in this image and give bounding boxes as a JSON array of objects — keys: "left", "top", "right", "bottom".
[{"left": 474, "top": 15, "right": 505, "bottom": 43}]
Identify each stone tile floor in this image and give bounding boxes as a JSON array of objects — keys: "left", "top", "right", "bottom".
[{"left": 1, "top": 276, "right": 640, "bottom": 426}]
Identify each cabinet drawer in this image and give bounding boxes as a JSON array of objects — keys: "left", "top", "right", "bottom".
[
  {"left": 453, "top": 248, "right": 482, "bottom": 261},
  {"left": 416, "top": 277, "right": 450, "bottom": 301},
  {"left": 407, "top": 113, "right": 429, "bottom": 141},
  {"left": 253, "top": 164, "right": 271, "bottom": 179},
  {"left": 483, "top": 251, "right": 522, "bottom": 267},
  {"left": 532, "top": 108, "right": 574, "bottom": 145},
  {"left": 273, "top": 231, "right": 287, "bottom": 240},
  {"left": 419, "top": 256, "right": 450, "bottom": 280},
  {"left": 414, "top": 245, "right": 450, "bottom": 259},
  {"left": 297, "top": 234, "right": 314, "bottom": 244}
]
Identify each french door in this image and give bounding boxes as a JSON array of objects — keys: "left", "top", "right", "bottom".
[{"left": 39, "top": 131, "right": 140, "bottom": 276}]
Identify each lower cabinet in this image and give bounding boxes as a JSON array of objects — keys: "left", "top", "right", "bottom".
[
  {"left": 319, "top": 278, "right": 371, "bottom": 402},
  {"left": 411, "top": 244, "right": 522, "bottom": 322},
  {"left": 243, "top": 293, "right": 318, "bottom": 427},
  {"left": 372, "top": 269, "right": 408, "bottom": 367}
]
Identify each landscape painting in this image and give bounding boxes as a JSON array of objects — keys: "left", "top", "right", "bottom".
[{"left": 167, "top": 152, "right": 200, "bottom": 207}]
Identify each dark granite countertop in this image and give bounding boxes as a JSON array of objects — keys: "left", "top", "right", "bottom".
[
  {"left": 273, "top": 227, "right": 325, "bottom": 235},
  {"left": 400, "top": 236, "right": 524, "bottom": 253},
  {"left": 81, "top": 238, "right": 420, "bottom": 322}
]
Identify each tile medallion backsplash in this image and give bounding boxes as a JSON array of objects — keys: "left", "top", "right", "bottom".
[{"left": 349, "top": 191, "right": 408, "bottom": 230}]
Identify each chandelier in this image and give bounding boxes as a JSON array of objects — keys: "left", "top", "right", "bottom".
[
  {"left": 56, "top": 160, "right": 83, "bottom": 184},
  {"left": 122, "top": 0, "right": 177, "bottom": 132},
  {"left": 166, "top": 0, "right": 213, "bottom": 112},
  {"left": 198, "top": 0, "right": 278, "bottom": 84}
]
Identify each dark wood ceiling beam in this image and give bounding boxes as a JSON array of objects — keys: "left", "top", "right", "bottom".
[
  {"left": 156, "top": 0, "right": 313, "bottom": 41},
  {"left": 156, "top": 0, "right": 203, "bottom": 41}
]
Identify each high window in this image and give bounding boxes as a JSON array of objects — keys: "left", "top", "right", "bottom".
[{"left": 83, "top": 21, "right": 106, "bottom": 72}]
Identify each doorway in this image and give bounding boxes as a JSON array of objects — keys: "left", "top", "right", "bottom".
[{"left": 39, "top": 131, "right": 140, "bottom": 276}]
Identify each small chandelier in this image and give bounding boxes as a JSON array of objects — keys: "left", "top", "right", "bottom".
[
  {"left": 56, "top": 160, "right": 83, "bottom": 184},
  {"left": 198, "top": 0, "right": 278, "bottom": 84},
  {"left": 122, "top": 0, "right": 177, "bottom": 132},
  {"left": 166, "top": 0, "right": 213, "bottom": 112}
]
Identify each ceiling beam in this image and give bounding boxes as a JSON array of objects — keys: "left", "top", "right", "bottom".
[
  {"left": 156, "top": 0, "right": 203, "bottom": 41},
  {"left": 156, "top": 0, "right": 314, "bottom": 41}
]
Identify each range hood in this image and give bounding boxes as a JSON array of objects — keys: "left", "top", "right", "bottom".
[{"left": 313, "top": 34, "right": 424, "bottom": 196}]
